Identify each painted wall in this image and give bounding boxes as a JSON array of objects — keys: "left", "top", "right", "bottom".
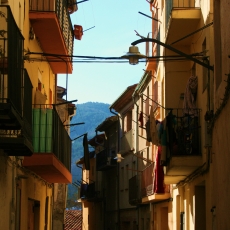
[
  {"left": 0, "top": 1, "right": 69, "bottom": 230},
  {"left": 0, "top": 153, "right": 53, "bottom": 230},
  {"left": 211, "top": 2, "right": 230, "bottom": 228}
]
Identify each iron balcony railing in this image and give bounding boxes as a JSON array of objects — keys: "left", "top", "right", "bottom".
[
  {"left": 96, "top": 148, "right": 117, "bottom": 171},
  {"left": 166, "top": 108, "right": 201, "bottom": 157},
  {"left": 0, "top": 67, "right": 33, "bottom": 155},
  {"left": 32, "top": 104, "right": 71, "bottom": 171},
  {"left": 80, "top": 182, "right": 102, "bottom": 202},
  {"left": 129, "top": 174, "right": 141, "bottom": 205},
  {"left": 165, "top": 0, "right": 200, "bottom": 32},
  {"left": 129, "top": 166, "right": 170, "bottom": 205},
  {"left": 120, "top": 129, "right": 134, "bottom": 152},
  {"left": 141, "top": 164, "right": 170, "bottom": 198},
  {"left": 29, "top": 0, "right": 74, "bottom": 58},
  {"left": 0, "top": 69, "right": 33, "bottom": 140},
  {"left": 0, "top": 5, "right": 24, "bottom": 115}
]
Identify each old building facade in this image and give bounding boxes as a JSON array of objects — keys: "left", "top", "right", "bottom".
[
  {"left": 0, "top": 0, "right": 77, "bottom": 229},
  {"left": 78, "top": 0, "right": 230, "bottom": 230}
]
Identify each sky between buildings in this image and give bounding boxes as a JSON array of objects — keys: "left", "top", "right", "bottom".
[{"left": 57, "top": 0, "right": 152, "bottom": 105}]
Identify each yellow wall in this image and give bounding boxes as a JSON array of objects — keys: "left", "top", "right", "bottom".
[
  {"left": 0, "top": 154, "right": 53, "bottom": 230},
  {"left": 7, "top": 0, "right": 56, "bottom": 106},
  {"left": 0, "top": 1, "right": 58, "bottom": 229}
]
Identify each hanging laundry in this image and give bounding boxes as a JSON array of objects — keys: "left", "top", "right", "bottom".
[
  {"left": 183, "top": 75, "right": 198, "bottom": 116},
  {"left": 138, "top": 111, "right": 144, "bottom": 127},
  {"left": 160, "top": 119, "right": 168, "bottom": 165},
  {"left": 154, "top": 146, "right": 165, "bottom": 194},
  {"left": 145, "top": 117, "right": 152, "bottom": 143},
  {"left": 149, "top": 105, "right": 159, "bottom": 146}
]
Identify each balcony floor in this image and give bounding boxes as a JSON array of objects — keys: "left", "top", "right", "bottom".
[
  {"left": 23, "top": 153, "right": 72, "bottom": 183},
  {"left": 29, "top": 12, "right": 72, "bottom": 74},
  {"left": 166, "top": 9, "right": 201, "bottom": 45},
  {"left": 164, "top": 155, "right": 203, "bottom": 184},
  {"left": 142, "top": 193, "right": 171, "bottom": 204}
]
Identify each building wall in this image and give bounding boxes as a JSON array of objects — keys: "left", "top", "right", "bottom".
[
  {"left": 0, "top": 1, "right": 70, "bottom": 229},
  {"left": 0, "top": 153, "right": 53, "bottom": 230},
  {"left": 212, "top": 2, "right": 230, "bottom": 227},
  {"left": 150, "top": 0, "right": 216, "bottom": 229}
]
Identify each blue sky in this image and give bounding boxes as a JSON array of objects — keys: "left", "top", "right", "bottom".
[{"left": 58, "top": 0, "right": 152, "bottom": 105}]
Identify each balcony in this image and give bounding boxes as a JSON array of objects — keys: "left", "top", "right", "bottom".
[
  {"left": 79, "top": 182, "right": 103, "bottom": 203},
  {"left": 0, "top": 6, "right": 24, "bottom": 129},
  {"left": 165, "top": 0, "right": 201, "bottom": 45},
  {"left": 120, "top": 129, "right": 134, "bottom": 153},
  {"left": 23, "top": 105, "right": 72, "bottom": 183},
  {"left": 0, "top": 5, "right": 33, "bottom": 156},
  {"left": 129, "top": 164, "right": 171, "bottom": 206},
  {"left": 96, "top": 148, "right": 117, "bottom": 171},
  {"left": 29, "top": 0, "right": 74, "bottom": 74},
  {"left": 141, "top": 164, "right": 171, "bottom": 204},
  {"left": 164, "top": 109, "right": 203, "bottom": 184},
  {"left": 129, "top": 174, "right": 141, "bottom": 206},
  {"left": 0, "top": 69, "right": 33, "bottom": 156}
]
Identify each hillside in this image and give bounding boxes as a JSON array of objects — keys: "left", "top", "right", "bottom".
[{"left": 67, "top": 102, "right": 113, "bottom": 208}]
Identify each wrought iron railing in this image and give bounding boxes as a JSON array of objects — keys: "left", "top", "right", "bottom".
[
  {"left": 129, "top": 174, "right": 141, "bottom": 205},
  {"left": 32, "top": 104, "right": 71, "bottom": 171},
  {"left": 129, "top": 165, "right": 170, "bottom": 203},
  {"left": 23, "top": 69, "right": 33, "bottom": 141},
  {"left": 80, "top": 182, "right": 102, "bottom": 201},
  {"left": 96, "top": 148, "right": 117, "bottom": 171},
  {"left": 29, "top": 0, "right": 74, "bottom": 57},
  {"left": 0, "top": 6, "right": 24, "bottom": 115},
  {"left": 166, "top": 108, "right": 201, "bottom": 156}
]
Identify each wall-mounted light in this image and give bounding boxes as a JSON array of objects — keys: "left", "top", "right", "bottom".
[{"left": 114, "top": 153, "right": 124, "bottom": 163}]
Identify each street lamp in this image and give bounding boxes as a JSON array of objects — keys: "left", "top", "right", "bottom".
[
  {"left": 121, "top": 46, "right": 146, "bottom": 65},
  {"left": 123, "top": 38, "right": 214, "bottom": 71}
]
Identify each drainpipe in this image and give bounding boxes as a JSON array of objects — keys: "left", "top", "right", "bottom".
[
  {"left": 132, "top": 93, "right": 140, "bottom": 229},
  {"left": 110, "top": 108, "right": 120, "bottom": 230},
  {"left": 11, "top": 156, "right": 16, "bottom": 230}
]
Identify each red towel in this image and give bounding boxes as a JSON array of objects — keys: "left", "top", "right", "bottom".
[{"left": 154, "top": 146, "right": 165, "bottom": 193}]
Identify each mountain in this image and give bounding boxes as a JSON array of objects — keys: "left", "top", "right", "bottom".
[{"left": 67, "top": 102, "right": 113, "bottom": 208}]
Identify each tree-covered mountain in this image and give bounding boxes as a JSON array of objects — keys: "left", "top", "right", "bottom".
[{"left": 67, "top": 102, "right": 113, "bottom": 209}]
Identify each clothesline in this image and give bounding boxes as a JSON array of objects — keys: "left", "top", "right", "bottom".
[{"left": 141, "top": 93, "right": 169, "bottom": 110}]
